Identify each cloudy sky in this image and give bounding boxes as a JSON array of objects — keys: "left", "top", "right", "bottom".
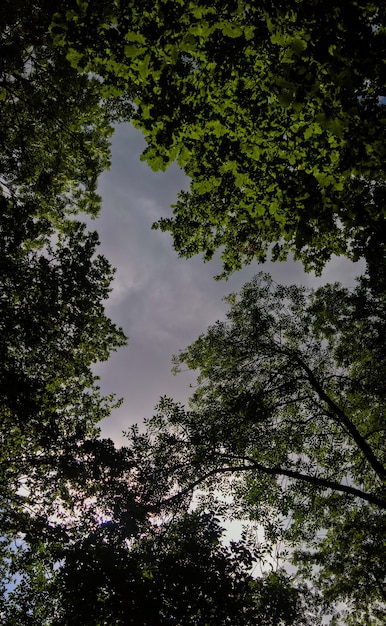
[{"left": 93, "top": 123, "right": 363, "bottom": 444}]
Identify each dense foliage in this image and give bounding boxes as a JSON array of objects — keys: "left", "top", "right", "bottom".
[
  {"left": 1, "top": 1, "right": 386, "bottom": 624},
  {"left": 1, "top": 2, "right": 128, "bottom": 619},
  {"left": 51, "top": 0, "right": 386, "bottom": 276},
  {"left": 131, "top": 273, "right": 386, "bottom": 624},
  {"left": 1, "top": 433, "right": 318, "bottom": 625}
]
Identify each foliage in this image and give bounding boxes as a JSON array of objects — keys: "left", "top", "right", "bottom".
[
  {"left": 1, "top": 0, "right": 109, "bottom": 225},
  {"left": 0, "top": 436, "right": 147, "bottom": 625},
  {"left": 51, "top": 0, "right": 386, "bottom": 276},
  {"left": 294, "top": 507, "right": 386, "bottom": 625},
  {"left": 1, "top": 434, "right": 320, "bottom": 626},
  {"left": 0, "top": 476, "right": 320, "bottom": 626},
  {"left": 54, "top": 512, "right": 258, "bottom": 626},
  {"left": 130, "top": 273, "right": 386, "bottom": 622},
  {"left": 2, "top": 4, "right": 386, "bottom": 624},
  {"left": 250, "top": 569, "right": 322, "bottom": 626},
  {"left": 0, "top": 210, "right": 127, "bottom": 606},
  {"left": 0, "top": 0, "right": 127, "bottom": 536},
  {"left": 0, "top": 6, "right": 129, "bottom": 614}
]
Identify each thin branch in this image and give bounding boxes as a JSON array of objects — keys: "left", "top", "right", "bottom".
[
  {"left": 155, "top": 461, "right": 386, "bottom": 511},
  {"left": 291, "top": 352, "right": 386, "bottom": 481}
]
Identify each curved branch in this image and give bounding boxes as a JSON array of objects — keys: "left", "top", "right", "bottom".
[
  {"left": 291, "top": 352, "right": 386, "bottom": 481},
  {"left": 156, "top": 461, "right": 386, "bottom": 511}
]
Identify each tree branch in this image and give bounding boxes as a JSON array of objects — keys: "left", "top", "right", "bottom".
[
  {"left": 291, "top": 352, "right": 386, "bottom": 481},
  {"left": 155, "top": 460, "right": 386, "bottom": 511}
]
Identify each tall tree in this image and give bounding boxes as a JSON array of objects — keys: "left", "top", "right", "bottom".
[
  {"left": 0, "top": 0, "right": 127, "bottom": 535},
  {"left": 127, "top": 273, "right": 386, "bottom": 623},
  {"left": 0, "top": 217, "right": 127, "bottom": 591},
  {"left": 1, "top": 434, "right": 321, "bottom": 625},
  {"left": 54, "top": 512, "right": 262, "bottom": 626},
  {"left": 52, "top": 0, "right": 386, "bottom": 276},
  {"left": 0, "top": 436, "right": 148, "bottom": 625},
  {"left": 0, "top": 0, "right": 134, "bottom": 226},
  {"left": 2, "top": 5, "right": 385, "bottom": 624}
]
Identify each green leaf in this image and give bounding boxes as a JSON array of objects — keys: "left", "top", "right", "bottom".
[
  {"left": 289, "top": 36, "right": 308, "bottom": 55},
  {"left": 137, "top": 55, "right": 151, "bottom": 79},
  {"left": 124, "top": 44, "right": 145, "bottom": 59},
  {"left": 125, "top": 31, "right": 146, "bottom": 44},
  {"left": 221, "top": 22, "right": 243, "bottom": 38}
]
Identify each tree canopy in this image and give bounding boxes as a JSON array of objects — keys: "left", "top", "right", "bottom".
[
  {"left": 0, "top": 209, "right": 128, "bottom": 616},
  {"left": 0, "top": 4, "right": 128, "bottom": 615},
  {"left": 130, "top": 273, "right": 386, "bottom": 624},
  {"left": 51, "top": 0, "right": 386, "bottom": 276},
  {"left": 2, "top": 2, "right": 386, "bottom": 624},
  {"left": 1, "top": 0, "right": 127, "bottom": 492},
  {"left": 1, "top": 432, "right": 320, "bottom": 626}
]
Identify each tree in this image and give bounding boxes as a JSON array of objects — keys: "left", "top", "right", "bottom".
[
  {"left": 51, "top": 0, "right": 386, "bottom": 276},
  {"left": 0, "top": 436, "right": 148, "bottom": 625},
  {"left": 128, "top": 273, "right": 386, "bottom": 623},
  {"left": 54, "top": 512, "right": 259, "bottom": 626},
  {"left": 2, "top": 5, "right": 385, "bottom": 623},
  {"left": 0, "top": 0, "right": 134, "bottom": 227},
  {"left": 1, "top": 432, "right": 321, "bottom": 626},
  {"left": 0, "top": 207, "right": 127, "bottom": 600},
  {"left": 0, "top": 0, "right": 129, "bottom": 573}
]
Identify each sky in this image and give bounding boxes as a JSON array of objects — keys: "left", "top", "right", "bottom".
[{"left": 93, "top": 122, "right": 364, "bottom": 445}]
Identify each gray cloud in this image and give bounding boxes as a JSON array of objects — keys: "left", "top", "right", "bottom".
[{"left": 93, "top": 124, "right": 364, "bottom": 444}]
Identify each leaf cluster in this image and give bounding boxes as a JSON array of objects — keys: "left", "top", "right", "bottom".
[
  {"left": 1, "top": 3, "right": 386, "bottom": 624},
  {"left": 138, "top": 274, "right": 386, "bottom": 622},
  {"left": 51, "top": 0, "right": 386, "bottom": 276}
]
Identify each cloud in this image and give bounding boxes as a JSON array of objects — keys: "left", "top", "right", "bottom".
[{"left": 93, "top": 123, "right": 364, "bottom": 444}]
